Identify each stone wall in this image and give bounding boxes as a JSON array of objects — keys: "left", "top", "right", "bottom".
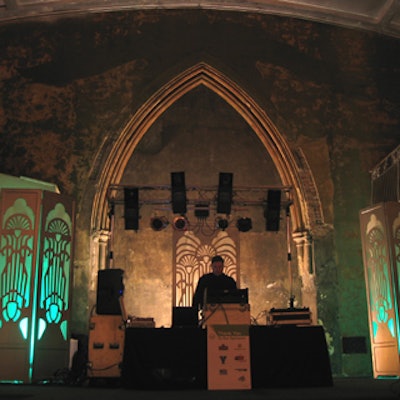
[{"left": 1, "top": 10, "right": 400, "bottom": 376}]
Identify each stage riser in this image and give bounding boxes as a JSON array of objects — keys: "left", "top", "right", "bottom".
[{"left": 121, "top": 325, "right": 332, "bottom": 389}]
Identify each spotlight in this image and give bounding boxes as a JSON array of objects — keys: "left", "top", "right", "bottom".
[
  {"left": 173, "top": 216, "right": 189, "bottom": 231},
  {"left": 236, "top": 217, "right": 252, "bottom": 232},
  {"left": 216, "top": 217, "right": 229, "bottom": 231},
  {"left": 150, "top": 216, "right": 169, "bottom": 231}
]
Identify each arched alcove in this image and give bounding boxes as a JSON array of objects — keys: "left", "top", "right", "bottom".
[
  {"left": 90, "top": 62, "right": 324, "bottom": 321},
  {"left": 93, "top": 62, "right": 321, "bottom": 230}
]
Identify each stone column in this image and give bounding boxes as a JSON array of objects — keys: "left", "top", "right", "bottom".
[
  {"left": 293, "top": 230, "right": 317, "bottom": 322},
  {"left": 90, "top": 230, "right": 110, "bottom": 289}
]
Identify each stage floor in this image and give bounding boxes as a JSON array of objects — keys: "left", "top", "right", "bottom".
[{"left": 1, "top": 378, "right": 400, "bottom": 400}]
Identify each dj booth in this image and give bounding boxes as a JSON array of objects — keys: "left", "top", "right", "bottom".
[
  {"left": 92, "top": 277, "right": 332, "bottom": 389},
  {"left": 121, "top": 324, "right": 333, "bottom": 389}
]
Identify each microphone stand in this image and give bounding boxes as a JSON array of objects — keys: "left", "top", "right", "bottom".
[
  {"left": 108, "top": 201, "right": 115, "bottom": 269},
  {"left": 286, "top": 202, "right": 295, "bottom": 309}
]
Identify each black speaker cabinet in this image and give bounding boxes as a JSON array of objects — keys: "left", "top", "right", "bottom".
[
  {"left": 265, "top": 189, "right": 281, "bottom": 231},
  {"left": 171, "top": 172, "right": 187, "bottom": 214},
  {"left": 217, "top": 172, "right": 233, "bottom": 214},
  {"left": 96, "top": 269, "right": 124, "bottom": 315},
  {"left": 124, "top": 187, "right": 139, "bottom": 230}
]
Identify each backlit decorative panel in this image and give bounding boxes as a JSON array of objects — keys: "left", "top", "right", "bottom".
[
  {"left": 34, "top": 191, "right": 74, "bottom": 381},
  {"left": 1, "top": 198, "right": 35, "bottom": 327},
  {"left": 174, "top": 229, "right": 239, "bottom": 307},
  {"left": 365, "top": 215, "right": 394, "bottom": 339},
  {"left": 40, "top": 203, "right": 72, "bottom": 340},
  {"left": 0, "top": 189, "right": 75, "bottom": 383},
  {"left": 0, "top": 190, "right": 42, "bottom": 382},
  {"left": 360, "top": 202, "right": 400, "bottom": 378}
]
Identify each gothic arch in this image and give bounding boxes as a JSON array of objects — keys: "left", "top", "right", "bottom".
[
  {"left": 92, "top": 62, "right": 321, "bottom": 234},
  {"left": 90, "top": 61, "right": 323, "bottom": 318}
]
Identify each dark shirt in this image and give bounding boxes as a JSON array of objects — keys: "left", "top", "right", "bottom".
[{"left": 192, "top": 273, "right": 237, "bottom": 310}]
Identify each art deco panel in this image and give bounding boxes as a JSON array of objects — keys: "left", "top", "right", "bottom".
[
  {"left": 174, "top": 228, "right": 239, "bottom": 307},
  {"left": 360, "top": 202, "right": 400, "bottom": 378},
  {"left": 0, "top": 189, "right": 75, "bottom": 383}
]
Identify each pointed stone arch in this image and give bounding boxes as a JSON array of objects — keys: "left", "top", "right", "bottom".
[
  {"left": 91, "top": 61, "right": 324, "bottom": 319},
  {"left": 93, "top": 62, "right": 320, "bottom": 231}
]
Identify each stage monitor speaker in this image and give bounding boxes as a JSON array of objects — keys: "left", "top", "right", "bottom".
[
  {"left": 265, "top": 189, "right": 281, "bottom": 231},
  {"left": 171, "top": 172, "right": 187, "bottom": 214},
  {"left": 88, "top": 315, "right": 125, "bottom": 378},
  {"left": 124, "top": 187, "right": 139, "bottom": 230},
  {"left": 96, "top": 269, "right": 124, "bottom": 315},
  {"left": 217, "top": 172, "right": 233, "bottom": 214}
]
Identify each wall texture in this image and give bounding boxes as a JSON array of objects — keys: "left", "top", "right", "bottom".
[{"left": 1, "top": 10, "right": 400, "bottom": 377}]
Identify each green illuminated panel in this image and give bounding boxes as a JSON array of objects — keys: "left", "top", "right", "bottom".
[
  {"left": 0, "top": 199, "right": 34, "bottom": 330},
  {"left": 0, "top": 192, "right": 74, "bottom": 383},
  {"left": 39, "top": 203, "right": 72, "bottom": 340},
  {"left": 367, "top": 225, "right": 393, "bottom": 339}
]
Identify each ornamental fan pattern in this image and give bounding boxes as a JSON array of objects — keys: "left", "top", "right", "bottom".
[
  {"left": 40, "top": 203, "right": 72, "bottom": 338},
  {"left": 175, "top": 230, "right": 237, "bottom": 306},
  {"left": 0, "top": 198, "right": 72, "bottom": 341},
  {"left": 0, "top": 199, "right": 34, "bottom": 325},
  {"left": 366, "top": 216, "right": 394, "bottom": 339}
]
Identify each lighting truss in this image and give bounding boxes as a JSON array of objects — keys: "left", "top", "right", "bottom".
[{"left": 107, "top": 184, "right": 292, "bottom": 211}]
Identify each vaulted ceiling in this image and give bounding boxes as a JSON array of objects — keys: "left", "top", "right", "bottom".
[{"left": 1, "top": 0, "right": 400, "bottom": 39}]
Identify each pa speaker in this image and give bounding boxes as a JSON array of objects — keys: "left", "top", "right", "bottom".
[
  {"left": 124, "top": 187, "right": 139, "bottom": 230},
  {"left": 171, "top": 172, "right": 187, "bottom": 214},
  {"left": 217, "top": 172, "right": 233, "bottom": 214},
  {"left": 96, "top": 269, "right": 124, "bottom": 315},
  {"left": 265, "top": 189, "right": 281, "bottom": 231}
]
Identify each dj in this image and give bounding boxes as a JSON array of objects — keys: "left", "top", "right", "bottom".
[{"left": 192, "top": 255, "right": 237, "bottom": 310}]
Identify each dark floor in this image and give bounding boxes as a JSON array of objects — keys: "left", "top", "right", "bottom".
[{"left": 1, "top": 378, "right": 400, "bottom": 400}]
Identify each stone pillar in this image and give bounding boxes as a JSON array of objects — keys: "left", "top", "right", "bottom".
[
  {"left": 293, "top": 230, "right": 317, "bottom": 323},
  {"left": 90, "top": 230, "right": 110, "bottom": 290},
  {"left": 98, "top": 231, "right": 111, "bottom": 270}
]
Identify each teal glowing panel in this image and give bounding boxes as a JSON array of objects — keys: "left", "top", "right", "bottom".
[
  {"left": 361, "top": 203, "right": 400, "bottom": 377},
  {"left": 0, "top": 189, "right": 74, "bottom": 383},
  {"left": 0, "top": 198, "right": 35, "bottom": 329},
  {"left": 366, "top": 225, "right": 393, "bottom": 339},
  {"left": 39, "top": 203, "right": 72, "bottom": 340}
]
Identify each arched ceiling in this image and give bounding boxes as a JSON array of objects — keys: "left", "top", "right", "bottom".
[{"left": 1, "top": 0, "right": 400, "bottom": 39}]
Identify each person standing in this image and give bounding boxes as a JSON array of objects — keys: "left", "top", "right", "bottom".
[{"left": 192, "top": 255, "right": 237, "bottom": 310}]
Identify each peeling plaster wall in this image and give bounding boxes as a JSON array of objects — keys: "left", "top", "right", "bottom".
[{"left": 1, "top": 10, "right": 400, "bottom": 377}]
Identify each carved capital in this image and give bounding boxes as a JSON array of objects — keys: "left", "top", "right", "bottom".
[{"left": 91, "top": 229, "right": 110, "bottom": 244}]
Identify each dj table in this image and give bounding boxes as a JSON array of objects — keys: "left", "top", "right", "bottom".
[{"left": 121, "top": 325, "right": 333, "bottom": 389}]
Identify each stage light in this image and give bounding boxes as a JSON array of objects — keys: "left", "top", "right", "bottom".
[
  {"left": 236, "top": 217, "right": 252, "bottom": 232},
  {"left": 150, "top": 216, "right": 169, "bottom": 231},
  {"left": 173, "top": 216, "right": 189, "bottom": 231},
  {"left": 216, "top": 217, "right": 229, "bottom": 231}
]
